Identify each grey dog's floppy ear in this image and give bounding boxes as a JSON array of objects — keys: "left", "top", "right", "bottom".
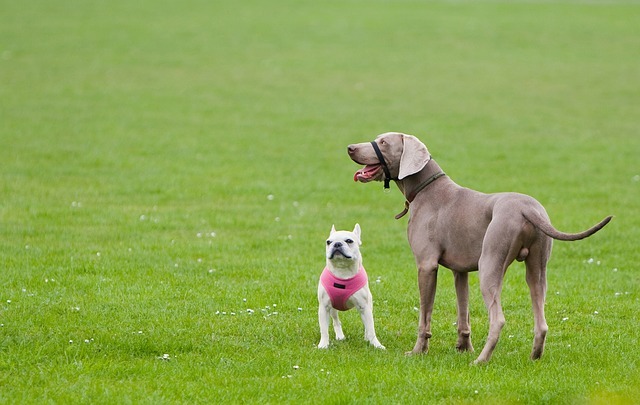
[{"left": 398, "top": 135, "right": 431, "bottom": 180}]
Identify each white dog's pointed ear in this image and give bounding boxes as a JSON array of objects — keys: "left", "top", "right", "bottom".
[
  {"left": 398, "top": 134, "right": 431, "bottom": 180},
  {"left": 330, "top": 225, "right": 336, "bottom": 234},
  {"left": 353, "top": 223, "right": 362, "bottom": 245}
]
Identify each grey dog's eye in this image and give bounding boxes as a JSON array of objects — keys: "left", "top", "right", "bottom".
[
  {"left": 326, "top": 240, "right": 331, "bottom": 245},
  {"left": 345, "top": 239, "right": 354, "bottom": 244}
]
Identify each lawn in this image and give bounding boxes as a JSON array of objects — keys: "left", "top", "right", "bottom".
[{"left": 1, "top": 0, "right": 639, "bottom": 403}]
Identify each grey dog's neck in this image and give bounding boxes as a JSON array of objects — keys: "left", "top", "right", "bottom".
[{"left": 396, "top": 159, "right": 448, "bottom": 199}]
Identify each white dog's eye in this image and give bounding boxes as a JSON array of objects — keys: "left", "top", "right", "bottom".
[
  {"left": 326, "top": 240, "right": 331, "bottom": 246},
  {"left": 345, "top": 239, "right": 354, "bottom": 244}
]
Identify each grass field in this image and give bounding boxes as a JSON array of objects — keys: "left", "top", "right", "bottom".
[{"left": 1, "top": 0, "right": 639, "bottom": 403}]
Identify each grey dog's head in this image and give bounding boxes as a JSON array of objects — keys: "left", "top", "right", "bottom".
[
  {"left": 348, "top": 132, "right": 431, "bottom": 184},
  {"left": 326, "top": 224, "right": 362, "bottom": 263}
]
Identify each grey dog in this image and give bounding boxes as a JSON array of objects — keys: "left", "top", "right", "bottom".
[{"left": 348, "top": 132, "right": 612, "bottom": 363}]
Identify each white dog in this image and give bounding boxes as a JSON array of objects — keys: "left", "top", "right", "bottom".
[{"left": 317, "top": 224, "right": 385, "bottom": 349}]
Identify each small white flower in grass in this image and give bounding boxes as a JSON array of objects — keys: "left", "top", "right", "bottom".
[
  {"left": 158, "top": 354, "right": 171, "bottom": 361},
  {"left": 562, "top": 317, "right": 569, "bottom": 321},
  {"left": 6, "top": 300, "right": 11, "bottom": 304},
  {"left": 474, "top": 390, "right": 479, "bottom": 394},
  {"left": 632, "top": 175, "right": 640, "bottom": 182},
  {"left": 96, "top": 252, "right": 101, "bottom": 257},
  {"left": 413, "top": 307, "right": 419, "bottom": 311},
  {"left": 208, "top": 269, "right": 216, "bottom": 273},
  {"left": 267, "top": 194, "right": 275, "bottom": 201},
  {"left": 139, "top": 215, "right": 147, "bottom": 221},
  {"left": 298, "top": 307, "right": 303, "bottom": 312},
  {"left": 613, "top": 268, "right": 618, "bottom": 272},
  {"left": 84, "top": 339, "right": 90, "bottom": 343},
  {"left": 210, "top": 232, "right": 216, "bottom": 237},
  {"left": 293, "top": 365, "right": 300, "bottom": 370},
  {"left": 197, "top": 258, "right": 202, "bottom": 263},
  {"left": 594, "top": 311, "right": 599, "bottom": 315},
  {"left": 509, "top": 335, "right": 514, "bottom": 339},
  {"left": 275, "top": 217, "right": 280, "bottom": 222},
  {"left": 197, "top": 233, "right": 203, "bottom": 238},
  {"left": 587, "top": 258, "right": 594, "bottom": 264},
  {"left": 69, "top": 340, "right": 73, "bottom": 344},
  {"left": 246, "top": 309, "right": 254, "bottom": 314},
  {"left": 243, "top": 298, "right": 247, "bottom": 302}
]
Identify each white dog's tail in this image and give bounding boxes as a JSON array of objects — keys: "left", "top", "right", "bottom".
[{"left": 523, "top": 211, "right": 613, "bottom": 241}]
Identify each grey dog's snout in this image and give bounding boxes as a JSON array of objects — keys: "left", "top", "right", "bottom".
[{"left": 333, "top": 241, "right": 343, "bottom": 248}]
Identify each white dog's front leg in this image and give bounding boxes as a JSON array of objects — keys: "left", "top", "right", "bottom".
[
  {"left": 318, "top": 304, "right": 331, "bottom": 349},
  {"left": 330, "top": 308, "right": 345, "bottom": 341},
  {"left": 354, "top": 290, "right": 385, "bottom": 349},
  {"left": 318, "top": 285, "right": 332, "bottom": 349}
]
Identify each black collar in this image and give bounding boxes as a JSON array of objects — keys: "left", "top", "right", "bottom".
[{"left": 370, "top": 141, "right": 394, "bottom": 189}]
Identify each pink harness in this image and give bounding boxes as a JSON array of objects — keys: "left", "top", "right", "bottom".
[{"left": 320, "top": 266, "right": 368, "bottom": 311}]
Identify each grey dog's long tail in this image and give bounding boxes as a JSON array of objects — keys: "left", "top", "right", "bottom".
[{"left": 523, "top": 211, "right": 613, "bottom": 241}]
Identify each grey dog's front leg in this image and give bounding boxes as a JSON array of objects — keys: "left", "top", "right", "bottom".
[
  {"left": 454, "top": 271, "right": 474, "bottom": 352},
  {"left": 407, "top": 264, "right": 438, "bottom": 355}
]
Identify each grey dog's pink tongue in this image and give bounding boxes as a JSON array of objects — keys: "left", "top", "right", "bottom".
[{"left": 354, "top": 165, "right": 380, "bottom": 182}]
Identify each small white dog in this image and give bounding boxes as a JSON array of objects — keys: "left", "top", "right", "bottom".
[{"left": 317, "top": 224, "right": 385, "bottom": 349}]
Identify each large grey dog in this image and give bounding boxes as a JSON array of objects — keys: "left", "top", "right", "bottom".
[{"left": 347, "top": 132, "right": 612, "bottom": 363}]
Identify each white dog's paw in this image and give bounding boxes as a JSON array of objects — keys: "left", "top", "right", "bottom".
[
  {"left": 335, "top": 333, "right": 345, "bottom": 341},
  {"left": 370, "top": 339, "right": 386, "bottom": 350},
  {"left": 317, "top": 341, "right": 330, "bottom": 349}
]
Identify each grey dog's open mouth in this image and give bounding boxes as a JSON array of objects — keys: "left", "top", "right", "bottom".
[{"left": 354, "top": 164, "right": 382, "bottom": 183}]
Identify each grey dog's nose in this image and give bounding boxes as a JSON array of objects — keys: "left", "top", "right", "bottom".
[
  {"left": 347, "top": 145, "right": 356, "bottom": 155},
  {"left": 333, "top": 241, "right": 343, "bottom": 248}
]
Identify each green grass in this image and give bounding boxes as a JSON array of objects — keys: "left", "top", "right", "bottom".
[{"left": 1, "top": 0, "right": 639, "bottom": 403}]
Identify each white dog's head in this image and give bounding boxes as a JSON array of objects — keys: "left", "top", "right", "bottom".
[{"left": 325, "top": 224, "right": 362, "bottom": 267}]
